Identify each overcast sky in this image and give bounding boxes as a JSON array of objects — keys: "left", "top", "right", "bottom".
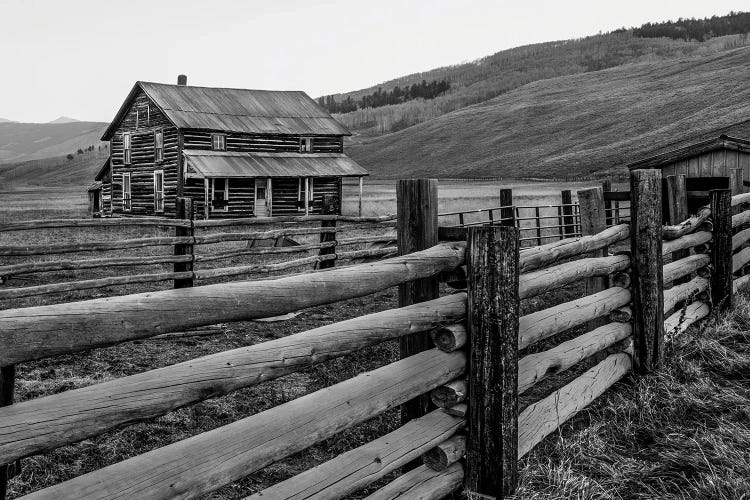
[{"left": 0, "top": 0, "right": 748, "bottom": 123}]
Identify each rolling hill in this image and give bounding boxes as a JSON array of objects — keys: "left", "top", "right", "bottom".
[
  {"left": 347, "top": 45, "right": 750, "bottom": 179},
  {"left": 0, "top": 121, "right": 107, "bottom": 164}
]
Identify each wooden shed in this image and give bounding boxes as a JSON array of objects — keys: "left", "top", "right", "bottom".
[
  {"left": 628, "top": 134, "right": 750, "bottom": 212},
  {"left": 96, "top": 75, "right": 368, "bottom": 219}
]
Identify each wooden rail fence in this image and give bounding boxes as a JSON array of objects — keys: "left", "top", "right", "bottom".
[{"left": 0, "top": 171, "right": 747, "bottom": 499}]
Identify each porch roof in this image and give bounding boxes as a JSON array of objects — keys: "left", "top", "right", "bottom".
[{"left": 183, "top": 150, "right": 368, "bottom": 178}]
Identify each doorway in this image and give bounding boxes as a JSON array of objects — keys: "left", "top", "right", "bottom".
[{"left": 255, "top": 178, "right": 270, "bottom": 217}]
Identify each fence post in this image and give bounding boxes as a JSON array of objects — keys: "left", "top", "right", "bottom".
[
  {"left": 602, "top": 179, "right": 613, "bottom": 227},
  {"left": 500, "top": 188, "right": 513, "bottom": 227},
  {"left": 561, "top": 189, "right": 575, "bottom": 238},
  {"left": 319, "top": 195, "right": 337, "bottom": 270},
  {"left": 465, "top": 226, "right": 519, "bottom": 498},
  {"left": 665, "top": 175, "right": 689, "bottom": 288},
  {"left": 174, "top": 197, "right": 195, "bottom": 289},
  {"left": 396, "top": 179, "right": 439, "bottom": 429},
  {"left": 630, "top": 169, "right": 664, "bottom": 374},
  {"left": 710, "top": 189, "right": 733, "bottom": 313},
  {"left": 578, "top": 187, "right": 608, "bottom": 329},
  {"left": 0, "top": 365, "right": 16, "bottom": 500}
]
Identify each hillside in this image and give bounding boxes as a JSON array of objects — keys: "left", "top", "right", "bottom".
[
  {"left": 347, "top": 46, "right": 750, "bottom": 179},
  {"left": 0, "top": 150, "right": 108, "bottom": 189},
  {"left": 0, "top": 121, "right": 107, "bottom": 163}
]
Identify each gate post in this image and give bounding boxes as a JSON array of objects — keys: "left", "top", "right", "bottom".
[
  {"left": 465, "top": 226, "right": 519, "bottom": 498},
  {"left": 710, "top": 189, "right": 733, "bottom": 313},
  {"left": 630, "top": 169, "right": 664, "bottom": 374},
  {"left": 174, "top": 197, "right": 195, "bottom": 289}
]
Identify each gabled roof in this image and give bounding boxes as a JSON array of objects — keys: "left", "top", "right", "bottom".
[
  {"left": 183, "top": 150, "right": 368, "bottom": 178},
  {"left": 627, "top": 134, "right": 750, "bottom": 170},
  {"left": 94, "top": 157, "right": 110, "bottom": 181},
  {"left": 102, "top": 82, "right": 351, "bottom": 140}
]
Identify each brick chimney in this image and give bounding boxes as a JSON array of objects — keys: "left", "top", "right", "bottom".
[{"left": 177, "top": 75, "right": 187, "bottom": 86}]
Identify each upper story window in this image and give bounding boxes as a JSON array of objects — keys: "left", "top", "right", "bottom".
[
  {"left": 123, "top": 133, "right": 132, "bottom": 165},
  {"left": 299, "top": 137, "right": 313, "bottom": 153},
  {"left": 211, "top": 134, "right": 226, "bottom": 151},
  {"left": 154, "top": 129, "right": 164, "bottom": 162}
]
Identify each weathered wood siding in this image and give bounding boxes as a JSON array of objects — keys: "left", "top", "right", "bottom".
[
  {"left": 182, "top": 130, "right": 343, "bottom": 153},
  {"left": 183, "top": 178, "right": 255, "bottom": 218},
  {"left": 110, "top": 90, "right": 180, "bottom": 217},
  {"left": 659, "top": 149, "right": 750, "bottom": 182}
]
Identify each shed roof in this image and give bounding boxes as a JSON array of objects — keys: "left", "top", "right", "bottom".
[
  {"left": 94, "top": 157, "right": 110, "bottom": 181},
  {"left": 102, "top": 82, "right": 351, "bottom": 140},
  {"left": 628, "top": 134, "right": 750, "bottom": 170},
  {"left": 183, "top": 150, "right": 368, "bottom": 178}
]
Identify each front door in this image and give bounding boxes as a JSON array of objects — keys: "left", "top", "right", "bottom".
[{"left": 255, "top": 178, "right": 269, "bottom": 217}]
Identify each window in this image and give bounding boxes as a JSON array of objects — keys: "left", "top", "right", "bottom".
[
  {"left": 299, "top": 137, "right": 313, "bottom": 153},
  {"left": 211, "top": 178, "right": 229, "bottom": 211},
  {"left": 211, "top": 134, "right": 226, "bottom": 151},
  {"left": 122, "top": 172, "right": 131, "bottom": 211},
  {"left": 123, "top": 133, "right": 132, "bottom": 164},
  {"left": 297, "top": 177, "right": 314, "bottom": 211},
  {"left": 154, "top": 129, "right": 164, "bottom": 162},
  {"left": 153, "top": 170, "right": 164, "bottom": 212}
]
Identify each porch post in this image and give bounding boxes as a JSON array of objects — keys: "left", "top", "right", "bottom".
[
  {"left": 304, "top": 177, "right": 310, "bottom": 216},
  {"left": 267, "top": 178, "right": 273, "bottom": 217},
  {"left": 203, "top": 178, "right": 209, "bottom": 220},
  {"left": 358, "top": 177, "right": 364, "bottom": 217}
]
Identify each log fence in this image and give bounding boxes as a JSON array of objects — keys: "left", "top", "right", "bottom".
[{"left": 1, "top": 172, "right": 749, "bottom": 499}]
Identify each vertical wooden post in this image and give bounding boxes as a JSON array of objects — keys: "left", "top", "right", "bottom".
[
  {"left": 203, "top": 178, "right": 210, "bottom": 220},
  {"left": 465, "top": 226, "right": 519, "bottom": 498},
  {"left": 665, "top": 175, "right": 690, "bottom": 288},
  {"left": 0, "top": 365, "right": 16, "bottom": 500},
  {"left": 578, "top": 187, "right": 608, "bottom": 329},
  {"left": 630, "top": 169, "right": 664, "bottom": 374},
  {"left": 534, "top": 206, "right": 542, "bottom": 245},
  {"left": 710, "top": 189, "right": 733, "bottom": 313},
  {"left": 174, "top": 197, "right": 195, "bottom": 289},
  {"left": 602, "top": 179, "right": 613, "bottom": 227},
  {"left": 397, "top": 179, "right": 439, "bottom": 430},
  {"left": 319, "top": 194, "right": 337, "bottom": 270},
  {"left": 561, "top": 189, "right": 575, "bottom": 238},
  {"left": 500, "top": 188, "right": 513, "bottom": 227}
]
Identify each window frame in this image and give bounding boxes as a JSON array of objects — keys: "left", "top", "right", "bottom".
[
  {"left": 211, "top": 134, "right": 226, "bottom": 151},
  {"left": 122, "top": 172, "right": 132, "bottom": 212},
  {"left": 153, "top": 170, "right": 165, "bottom": 213},
  {"left": 211, "top": 177, "right": 229, "bottom": 212},
  {"left": 299, "top": 137, "right": 313, "bottom": 153},
  {"left": 154, "top": 129, "right": 164, "bottom": 163},
  {"left": 297, "top": 177, "right": 314, "bottom": 211},
  {"left": 123, "top": 133, "right": 132, "bottom": 165}
]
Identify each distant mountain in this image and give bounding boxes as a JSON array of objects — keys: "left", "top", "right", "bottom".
[
  {"left": 0, "top": 121, "right": 107, "bottom": 164},
  {"left": 347, "top": 46, "right": 750, "bottom": 179},
  {"left": 47, "top": 116, "right": 81, "bottom": 124}
]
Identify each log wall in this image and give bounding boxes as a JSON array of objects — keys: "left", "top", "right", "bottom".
[{"left": 182, "top": 130, "right": 343, "bottom": 153}]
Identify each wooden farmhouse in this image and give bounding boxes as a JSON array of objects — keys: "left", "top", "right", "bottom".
[
  {"left": 91, "top": 76, "right": 367, "bottom": 218},
  {"left": 628, "top": 134, "right": 750, "bottom": 212}
]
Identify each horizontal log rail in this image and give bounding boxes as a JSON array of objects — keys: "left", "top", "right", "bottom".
[
  {"left": 733, "top": 247, "right": 750, "bottom": 274},
  {"left": 0, "top": 217, "right": 191, "bottom": 232},
  {"left": 362, "top": 463, "right": 463, "bottom": 500},
  {"left": 193, "top": 241, "right": 336, "bottom": 262},
  {"left": 732, "top": 209, "right": 750, "bottom": 229},
  {"left": 662, "top": 254, "right": 710, "bottom": 284},
  {"left": 662, "top": 231, "right": 711, "bottom": 256},
  {"left": 0, "top": 271, "right": 193, "bottom": 300},
  {"left": 246, "top": 408, "right": 464, "bottom": 500},
  {"left": 0, "top": 242, "right": 466, "bottom": 365},
  {"left": 336, "top": 234, "right": 397, "bottom": 246},
  {"left": 192, "top": 214, "right": 397, "bottom": 228},
  {"left": 194, "top": 227, "right": 337, "bottom": 244},
  {"left": 734, "top": 273, "right": 750, "bottom": 293},
  {"left": 21, "top": 348, "right": 466, "bottom": 500},
  {"left": 519, "top": 224, "right": 629, "bottom": 273},
  {"left": 0, "top": 236, "right": 194, "bottom": 256},
  {"left": 662, "top": 206, "right": 711, "bottom": 240},
  {"left": 193, "top": 255, "right": 335, "bottom": 280},
  {"left": 518, "top": 352, "right": 632, "bottom": 459},
  {"left": 0, "top": 254, "right": 192, "bottom": 277},
  {"left": 663, "top": 277, "right": 708, "bottom": 313},
  {"left": 0, "top": 293, "right": 466, "bottom": 465},
  {"left": 730, "top": 192, "right": 750, "bottom": 207},
  {"left": 337, "top": 247, "right": 397, "bottom": 260},
  {"left": 519, "top": 322, "right": 631, "bottom": 394},
  {"left": 519, "top": 254, "right": 630, "bottom": 300},
  {"left": 664, "top": 301, "right": 709, "bottom": 342},
  {"left": 733, "top": 227, "right": 750, "bottom": 251},
  {"left": 518, "top": 287, "right": 631, "bottom": 350}
]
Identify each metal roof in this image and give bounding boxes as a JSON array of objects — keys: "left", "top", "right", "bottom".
[
  {"left": 183, "top": 150, "right": 368, "bottom": 178},
  {"left": 102, "top": 82, "right": 350, "bottom": 140},
  {"left": 627, "top": 134, "right": 750, "bottom": 170}
]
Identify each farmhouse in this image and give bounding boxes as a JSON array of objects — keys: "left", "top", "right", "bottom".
[{"left": 92, "top": 75, "right": 367, "bottom": 218}]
